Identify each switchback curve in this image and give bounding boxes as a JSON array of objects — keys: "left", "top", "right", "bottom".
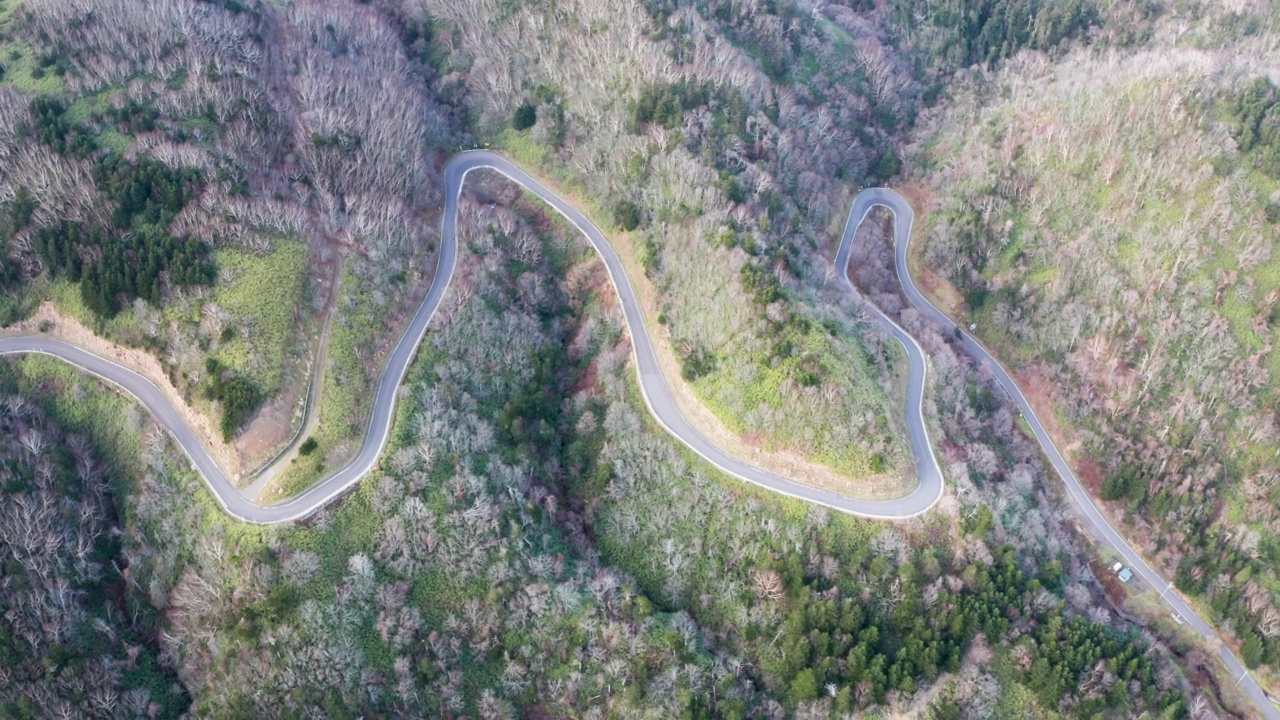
[
  {"left": 0, "top": 152, "right": 1272, "bottom": 717},
  {"left": 0, "top": 152, "right": 944, "bottom": 523}
]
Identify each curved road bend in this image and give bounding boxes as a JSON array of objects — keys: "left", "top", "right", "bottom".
[
  {"left": 848, "top": 190, "right": 1279, "bottom": 718},
  {"left": 0, "top": 152, "right": 1269, "bottom": 716},
  {"left": 0, "top": 152, "right": 943, "bottom": 524}
]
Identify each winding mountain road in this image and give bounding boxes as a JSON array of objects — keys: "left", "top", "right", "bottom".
[
  {"left": 0, "top": 151, "right": 1272, "bottom": 716},
  {"left": 852, "top": 190, "right": 1278, "bottom": 718}
]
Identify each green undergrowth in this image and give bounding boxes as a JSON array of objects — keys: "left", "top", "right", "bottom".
[
  {"left": 0, "top": 192, "right": 1189, "bottom": 715},
  {"left": 0, "top": 0, "right": 66, "bottom": 96},
  {"left": 692, "top": 312, "right": 903, "bottom": 477},
  {"left": 492, "top": 129, "right": 906, "bottom": 488},
  {"left": 210, "top": 240, "right": 310, "bottom": 394},
  {"left": 916, "top": 48, "right": 1280, "bottom": 671},
  {"left": 580, "top": 317, "right": 1182, "bottom": 717},
  {"left": 42, "top": 238, "right": 312, "bottom": 442},
  {"left": 8, "top": 353, "right": 146, "bottom": 492},
  {"left": 0, "top": 359, "right": 190, "bottom": 717},
  {"left": 271, "top": 263, "right": 384, "bottom": 498}
]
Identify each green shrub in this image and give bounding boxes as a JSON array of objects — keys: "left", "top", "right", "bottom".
[
  {"left": 789, "top": 668, "right": 818, "bottom": 702},
  {"left": 631, "top": 80, "right": 708, "bottom": 129},
  {"left": 1243, "top": 634, "right": 1264, "bottom": 668},
  {"left": 204, "top": 370, "right": 264, "bottom": 441},
  {"left": 513, "top": 102, "right": 537, "bottom": 130},
  {"left": 1101, "top": 463, "right": 1145, "bottom": 502},
  {"left": 1228, "top": 77, "right": 1280, "bottom": 177},
  {"left": 614, "top": 200, "right": 642, "bottom": 231},
  {"left": 679, "top": 345, "right": 716, "bottom": 381}
]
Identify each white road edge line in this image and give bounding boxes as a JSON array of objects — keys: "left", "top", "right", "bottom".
[{"left": 0, "top": 153, "right": 1273, "bottom": 718}]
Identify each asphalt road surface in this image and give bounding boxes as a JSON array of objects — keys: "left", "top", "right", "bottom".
[
  {"left": 852, "top": 189, "right": 1279, "bottom": 719},
  {"left": 0, "top": 151, "right": 1271, "bottom": 717},
  {"left": 0, "top": 152, "right": 944, "bottom": 522}
]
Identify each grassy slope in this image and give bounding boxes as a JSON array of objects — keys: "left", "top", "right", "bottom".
[
  {"left": 0, "top": 7, "right": 316, "bottom": 455},
  {"left": 0, "top": 199, "right": 1189, "bottom": 717},
  {"left": 912, "top": 28, "right": 1280, "bottom": 671},
  {"left": 441, "top": 0, "right": 911, "bottom": 490},
  {"left": 210, "top": 241, "right": 310, "bottom": 394}
]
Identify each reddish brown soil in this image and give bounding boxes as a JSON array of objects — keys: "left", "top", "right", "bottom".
[
  {"left": 236, "top": 376, "right": 306, "bottom": 465},
  {"left": 1075, "top": 455, "right": 1106, "bottom": 498},
  {"left": 572, "top": 358, "right": 599, "bottom": 395},
  {"left": 893, "top": 182, "right": 934, "bottom": 215},
  {"left": 1013, "top": 365, "right": 1084, "bottom": 455},
  {"left": 1090, "top": 556, "right": 1130, "bottom": 603},
  {"left": 575, "top": 253, "right": 619, "bottom": 315}
]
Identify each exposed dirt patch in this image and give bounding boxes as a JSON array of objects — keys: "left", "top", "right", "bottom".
[
  {"left": 1, "top": 303, "right": 243, "bottom": 478},
  {"left": 1089, "top": 556, "right": 1131, "bottom": 603},
  {"left": 896, "top": 182, "right": 967, "bottom": 319},
  {"left": 914, "top": 266, "right": 966, "bottom": 318},
  {"left": 893, "top": 182, "right": 932, "bottom": 214},
  {"left": 572, "top": 358, "right": 599, "bottom": 395},
  {"left": 488, "top": 156, "right": 908, "bottom": 500},
  {"left": 241, "top": 250, "right": 341, "bottom": 500},
  {"left": 1075, "top": 454, "right": 1106, "bottom": 499},
  {"left": 236, "top": 356, "right": 309, "bottom": 471},
  {"left": 1013, "top": 364, "right": 1084, "bottom": 458},
  {"left": 572, "top": 249, "right": 620, "bottom": 316}
]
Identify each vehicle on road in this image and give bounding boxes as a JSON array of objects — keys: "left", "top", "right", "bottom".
[{"left": 0, "top": 153, "right": 1275, "bottom": 718}]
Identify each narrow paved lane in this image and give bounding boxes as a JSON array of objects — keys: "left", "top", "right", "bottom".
[
  {"left": 0, "top": 152, "right": 1270, "bottom": 716},
  {"left": 0, "top": 153, "right": 944, "bottom": 523},
  {"left": 852, "top": 190, "right": 1279, "bottom": 719}
]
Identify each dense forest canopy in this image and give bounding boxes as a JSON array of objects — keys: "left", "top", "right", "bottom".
[
  {"left": 911, "top": 2, "right": 1280, "bottom": 687},
  {"left": 0, "top": 0, "right": 1260, "bottom": 716},
  {"left": 0, "top": 366, "right": 188, "bottom": 717},
  {"left": 1229, "top": 76, "right": 1280, "bottom": 180}
]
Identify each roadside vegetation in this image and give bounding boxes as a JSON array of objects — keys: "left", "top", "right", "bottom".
[
  {"left": 406, "top": 0, "right": 1128, "bottom": 490},
  {"left": 0, "top": 357, "right": 187, "bottom": 718},
  {"left": 0, "top": 0, "right": 307, "bottom": 452},
  {"left": 911, "top": 2, "right": 1280, "bottom": 678},
  {"left": 415, "top": 0, "right": 924, "bottom": 485},
  {"left": 269, "top": 251, "right": 434, "bottom": 498},
  {"left": 0, "top": 188, "right": 1199, "bottom": 717},
  {"left": 0, "top": 0, "right": 461, "bottom": 473},
  {"left": 0, "top": 0, "right": 1260, "bottom": 715}
]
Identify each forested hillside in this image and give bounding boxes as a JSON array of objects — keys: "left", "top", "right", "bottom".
[
  {"left": 396, "top": 0, "right": 1122, "bottom": 495},
  {"left": 409, "top": 0, "right": 919, "bottom": 488},
  {"left": 0, "top": 0, "right": 1261, "bottom": 716},
  {"left": 0, "top": 171, "right": 1197, "bottom": 717},
  {"left": 0, "top": 378, "right": 186, "bottom": 717},
  {"left": 911, "top": 0, "right": 1280, "bottom": 683},
  {"left": 0, "top": 0, "right": 462, "bottom": 480}
]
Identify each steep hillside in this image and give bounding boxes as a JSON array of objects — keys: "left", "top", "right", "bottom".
[
  {"left": 912, "top": 4, "right": 1280, "bottom": 678},
  {"left": 0, "top": 380, "right": 187, "bottom": 717},
  {"left": 400, "top": 0, "right": 919, "bottom": 491},
  {"left": 0, "top": 0, "right": 1252, "bottom": 716},
  {"left": 1, "top": 170, "right": 1198, "bottom": 717},
  {"left": 0, "top": 0, "right": 462, "bottom": 487},
  {"left": 394, "top": 0, "right": 1115, "bottom": 496}
]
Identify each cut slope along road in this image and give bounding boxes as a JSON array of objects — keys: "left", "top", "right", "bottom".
[
  {"left": 0, "top": 151, "right": 1273, "bottom": 717},
  {"left": 855, "top": 188, "right": 1279, "bottom": 719},
  {"left": 0, "top": 152, "right": 944, "bottom": 523}
]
